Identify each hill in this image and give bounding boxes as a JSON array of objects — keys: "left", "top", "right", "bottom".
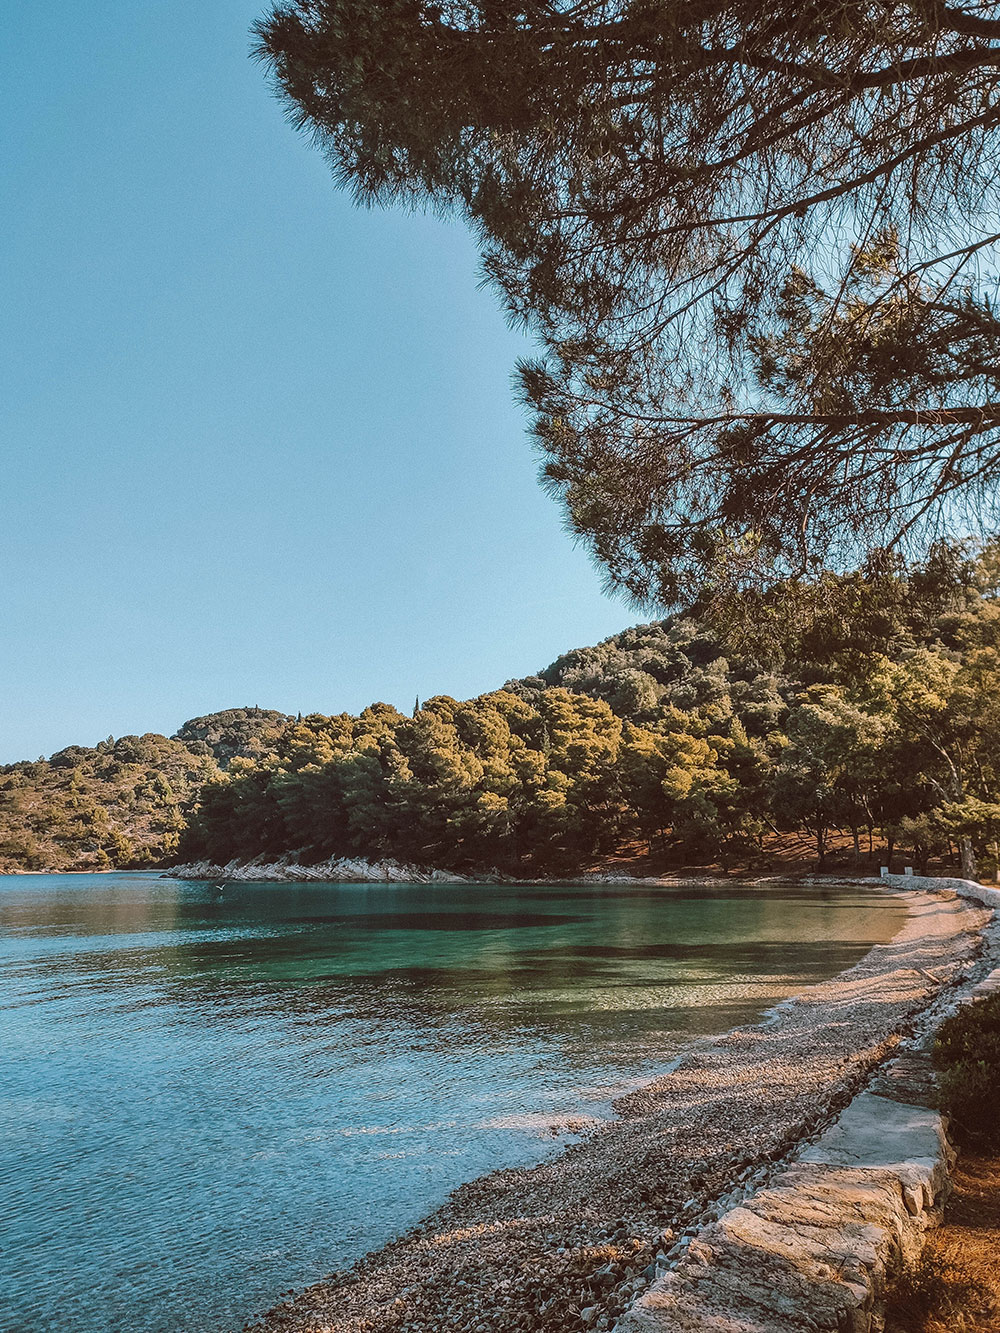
[
  {"left": 6, "top": 545, "right": 1000, "bottom": 877},
  {"left": 177, "top": 548, "right": 1000, "bottom": 878},
  {"left": 0, "top": 709, "right": 291, "bottom": 872}
]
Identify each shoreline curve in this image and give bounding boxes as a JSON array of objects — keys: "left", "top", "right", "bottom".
[{"left": 244, "top": 879, "right": 994, "bottom": 1333}]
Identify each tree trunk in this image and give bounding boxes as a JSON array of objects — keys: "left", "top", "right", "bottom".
[
  {"left": 852, "top": 825, "right": 861, "bottom": 865},
  {"left": 886, "top": 836, "right": 894, "bottom": 870},
  {"left": 815, "top": 826, "right": 826, "bottom": 867},
  {"left": 959, "top": 834, "right": 977, "bottom": 880}
]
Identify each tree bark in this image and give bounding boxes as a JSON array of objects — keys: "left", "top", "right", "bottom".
[
  {"left": 815, "top": 825, "right": 826, "bottom": 866},
  {"left": 959, "top": 834, "right": 977, "bottom": 880}
]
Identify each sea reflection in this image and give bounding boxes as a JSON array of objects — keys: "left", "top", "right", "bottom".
[{"left": 0, "top": 873, "right": 904, "bottom": 1333}]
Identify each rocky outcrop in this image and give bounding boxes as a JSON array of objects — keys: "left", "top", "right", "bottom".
[
  {"left": 165, "top": 855, "right": 472, "bottom": 884},
  {"left": 165, "top": 859, "right": 721, "bottom": 886}
]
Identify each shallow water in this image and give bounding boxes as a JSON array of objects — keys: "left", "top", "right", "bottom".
[{"left": 0, "top": 873, "right": 905, "bottom": 1333}]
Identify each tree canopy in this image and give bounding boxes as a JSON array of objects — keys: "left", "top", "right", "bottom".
[
  {"left": 8, "top": 549, "right": 1000, "bottom": 878},
  {"left": 0, "top": 734, "right": 219, "bottom": 872},
  {"left": 174, "top": 542, "right": 1000, "bottom": 881},
  {"left": 255, "top": 0, "right": 1000, "bottom": 600},
  {"left": 0, "top": 709, "right": 293, "bottom": 872}
]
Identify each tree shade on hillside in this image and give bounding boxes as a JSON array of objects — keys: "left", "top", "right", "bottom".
[{"left": 255, "top": 1, "right": 1000, "bottom": 599}]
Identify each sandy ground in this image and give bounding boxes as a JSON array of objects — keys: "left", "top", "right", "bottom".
[
  {"left": 244, "top": 890, "right": 990, "bottom": 1333},
  {"left": 932, "top": 1154, "right": 1000, "bottom": 1330}
]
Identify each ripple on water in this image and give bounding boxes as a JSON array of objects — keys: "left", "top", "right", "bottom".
[{"left": 0, "top": 872, "right": 906, "bottom": 1333}]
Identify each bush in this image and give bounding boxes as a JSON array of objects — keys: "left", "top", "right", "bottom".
[{"left": 933, "top": 992, "right": 1000, "bottom": 1148}]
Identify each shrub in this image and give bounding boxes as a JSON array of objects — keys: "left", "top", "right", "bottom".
[
  {"left": 933, "top": 992, "right": 1000, "bottom": 1148},
  {"left": 934, "top": 992, "right": 1000, "bottom": 1062}
]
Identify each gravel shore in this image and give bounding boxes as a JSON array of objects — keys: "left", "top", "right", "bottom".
[{"left": 245, "top": 887, "right": 988, "bottom": 1333}]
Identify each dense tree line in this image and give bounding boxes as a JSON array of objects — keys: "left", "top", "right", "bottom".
[
  {"left": 179, "top": 545, "right": 1000, "bottom": 879},
  {"left": 0, "top": 709, "right": 291, "bottom": 872},
  {"left": 7, "top": 551, "right": 1000, "bottom": 878},
  {"left": 180, "top": 687, "right": 769, "bottom": 872},
  {"left": 0, "top": 735, "right": 219, "bottom": 872}
]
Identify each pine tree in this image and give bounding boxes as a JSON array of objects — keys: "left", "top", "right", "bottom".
[{"left": 257, "top": 0, "right": 1000, "bottom": 598}]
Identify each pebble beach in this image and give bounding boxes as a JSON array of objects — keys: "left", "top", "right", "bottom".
[{"left": 247, "top": 886, "right": 989, "bottom": 1333}]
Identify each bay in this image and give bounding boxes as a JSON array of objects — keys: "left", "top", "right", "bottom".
[{"left": 0, "top": 873, "right": 905, "bottom": 1333}]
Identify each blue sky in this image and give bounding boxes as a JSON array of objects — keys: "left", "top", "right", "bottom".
[{"left": 1, "top": 2, "right": 635, "bottom": 763}]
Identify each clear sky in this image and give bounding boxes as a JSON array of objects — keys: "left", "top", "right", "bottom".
[{"left": 1, "top": 2, "right": 636, "bottom": 764}]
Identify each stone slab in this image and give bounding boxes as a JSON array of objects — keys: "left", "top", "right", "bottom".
[
  {"left": 617, "top": 874, "right": 998, "bottom": 1333},
  {"left": 618, "top": 1093, "right": 952, "bottom": 1333}
]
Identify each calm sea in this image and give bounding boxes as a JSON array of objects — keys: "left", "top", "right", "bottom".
[{"left": 0, "top": 873, "right": 904, "bottom": 1333}]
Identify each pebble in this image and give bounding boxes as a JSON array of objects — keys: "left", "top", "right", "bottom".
[{"left": 242, "top": 893, "right": 985, "bottom": 1333}]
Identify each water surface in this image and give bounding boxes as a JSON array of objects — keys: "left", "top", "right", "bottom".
[{"left": 0, "top": 873, "right": 905, "bottom": 1333}]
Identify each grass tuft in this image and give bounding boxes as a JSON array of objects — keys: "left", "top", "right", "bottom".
[{"left": 883, "top": 1252, "right": 993, "bottom": 1333}]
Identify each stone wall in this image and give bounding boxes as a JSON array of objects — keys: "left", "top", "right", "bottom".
[
  {"left": 618, "top": 1086, "right": 956, "bottom": 1332},
  {"left": 616, "top": 877, "right": 1000, "bottom": 1333},
  {"left": 879, "top": 871, "right": 1000, "bottom": 912}
]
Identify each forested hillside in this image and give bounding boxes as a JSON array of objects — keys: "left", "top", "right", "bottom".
[
  {"left": 0, "top": 709, "right": 290, "bottom": 872},
  {"left": 7, "top": 548, "right": 1000, "bottom": 877},
  {"left": 178, "top": 547, "right": 1000, "bottom": 877}
]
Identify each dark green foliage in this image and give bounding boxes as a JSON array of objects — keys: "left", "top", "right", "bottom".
[
  {"left": 175, "top": 543, "right": 1000, "bottom": 873},
  {"left": 0, "top": 734, "right": 219, "bottom": 872},
  {"left": 256, "top": 5, "right": 1000, "bottom": 600},
  {"left": 175, "top": 542, "right": 1000, "bottom": 874},
  {"left": 173, "top": 708, "right": 292, "bottom": 767},
  {"left": 936, "top": 1062, "right": 999, "bottom": 1149},
  {"left": 8, "top": 547, "right": 1000, "bottom": 874},
  {"left": 0, "top": 709, "right": 293, "bottom": 873},
  {"left": 935, "top": 993, "right": 1000, "bottom": 1068},
  {"left": 934, "top": 993, "right": 1000, "bottom": 1148},
  {"left": 180, "top": 690, "right": 668, "bottom": 873}
]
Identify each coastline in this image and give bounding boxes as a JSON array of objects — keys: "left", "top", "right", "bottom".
[
  {"left": 163, "top": 855, "right": 842, "bottom": 887},
  {"left": 245, "top": 880, "right": 996, "bottom": 1333},
  {"left": 165, "top": 856, "right": 477, "bottom": 884}
]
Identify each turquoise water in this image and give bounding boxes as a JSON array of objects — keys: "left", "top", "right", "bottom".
[{"left": 0, "top": 873, "right": 904, "bottom": 1333}]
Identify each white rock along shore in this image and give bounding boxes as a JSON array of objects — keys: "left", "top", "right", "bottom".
[
  {"left": 166, "top": 855, "right": 831, "bottom": 888},
  {"left": 240, "top": 877, "right": 999, "bottom": 1333},
  {"left": 167, "top": 855, "right": 474, "bottom": 883}
]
